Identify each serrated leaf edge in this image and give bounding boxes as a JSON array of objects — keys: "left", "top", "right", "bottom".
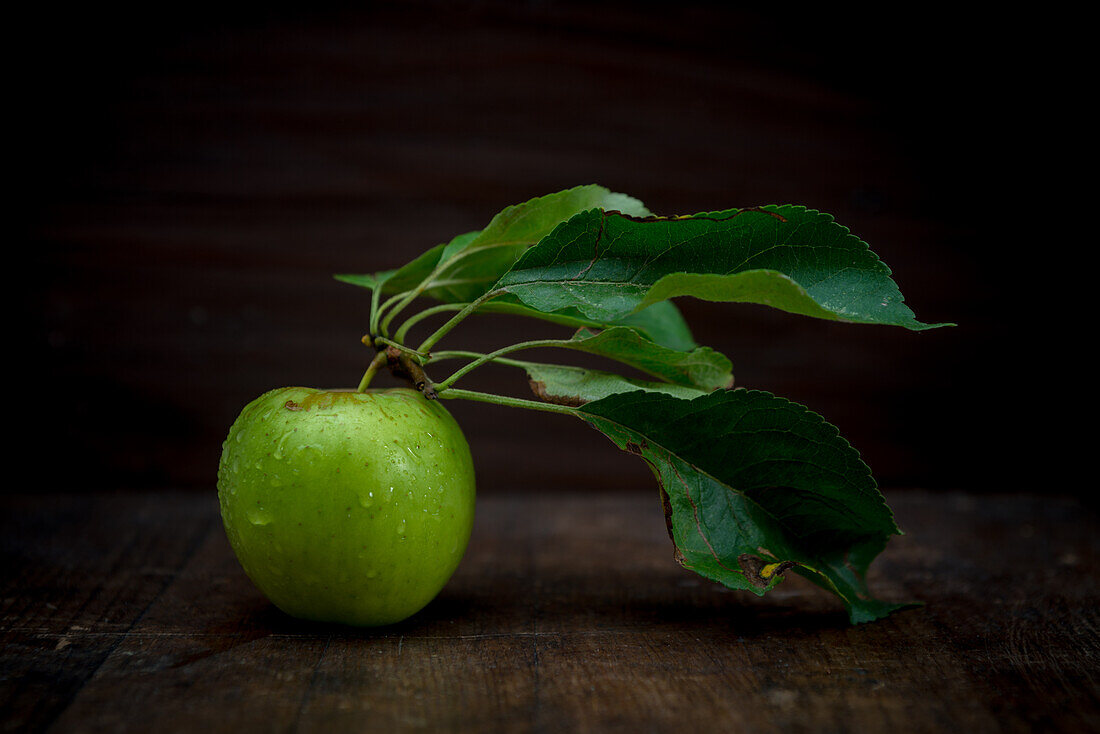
[{"left": 578, "top": 388, "right": 906, "bottom": 621}]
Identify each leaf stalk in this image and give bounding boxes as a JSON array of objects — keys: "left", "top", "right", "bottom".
[
  {"left": 371, "top": 289, "right": 414, "bottom": 337},
  {"left": 416, "top": 289, "right": 501, "bottom": 354},
  {"left": 394, "top": 303, "right": 468, "bottom": 344},
  {"left": 434, "top": 338, "right": 570, "bottom": 390},
  {"left": 436, "top": 387, "right": 579, "bottom": 417},
  {"left": 374, "top": 336, "right": 429, "bottom": 362}
]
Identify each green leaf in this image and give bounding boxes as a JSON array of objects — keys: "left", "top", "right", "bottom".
[
  {"left": 550, "top": 326, "right": 732, "bottom": 392},
  {"left": 479, "top": 297, "right": 698, "bottom": 351},
  {"left": 495, "top": 206, "right": 951, "bottom": 330},
  {"left": 334, "top": 240, "right": 452, "bottom": 295},
  {"left": 426, "top": 185, "right": 649, "bottom": 303},
  {"left": 337, "top": 186, "right": 696, "bottom": 345},
  {"left": 610, "top": 299, "right": 696, "bottom": 351},
  {"left": 333, "top": 271, "right": 393, "bottom": 292},
  {"left": 577, "top": 388, "right": 913, "bottom": 623},
  {"left": 524, "top": 363, "right": 707, "bottom": 406},
  {"left": 338, "top": 273, "right": 698, "bottom": 351}
]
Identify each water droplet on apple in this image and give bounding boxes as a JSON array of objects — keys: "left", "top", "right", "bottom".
[
  {"left": 366, "top": 569, "right": 378, "bottom": 579},
  {"left": 358, "top": 491, "right": 374, "bottom": 508},
  {"left": 247, "top": 507, "right": 274, "bottom": 526},
  {"left": 396, "top": 519, "right": 406, "bottom": 536}
]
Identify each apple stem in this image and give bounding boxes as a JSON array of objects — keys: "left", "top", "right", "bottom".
[
  {"left": 436, "top": 387, "right": 580, "bottom": 417},
  {"left": 381, "top": 345, "right": 438, "bottom": 398},
  {"left": 356, "top": 351, "right": 389, "bottom": 392}
]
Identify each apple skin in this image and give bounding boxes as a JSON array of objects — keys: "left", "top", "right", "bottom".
[{"left": 217, "top": 387, "right": 476, "bottom": 626}]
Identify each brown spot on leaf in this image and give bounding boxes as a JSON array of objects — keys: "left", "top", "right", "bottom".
[
  {"left": 659, "top": 486, "right": 678, "bottom": 546},
  {"left": 527, "top": 380, "right": 587, "bottom": 407},
  {"left": 615, "top": 206, "right": 787, "bottom": 225},
  {"left": 738, "top": 553, "right": 797, "bottom": 589}
]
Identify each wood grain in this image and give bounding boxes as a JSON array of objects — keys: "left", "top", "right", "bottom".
[{"left": 2, "top": 490, "right": 1095, "bottom": 733}]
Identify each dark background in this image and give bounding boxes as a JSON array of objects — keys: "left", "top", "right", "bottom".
[{"left": 22, "top": 2, "right": 1052, "bottom": 497}]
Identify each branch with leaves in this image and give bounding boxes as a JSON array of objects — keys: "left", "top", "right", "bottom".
[{"left": 336, "top": 184, "right": 951, "bottom": 624}]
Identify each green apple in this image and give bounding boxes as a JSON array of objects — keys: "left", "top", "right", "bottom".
[{"left": 217, "top": 387, "right": 476, "bottom": 626}]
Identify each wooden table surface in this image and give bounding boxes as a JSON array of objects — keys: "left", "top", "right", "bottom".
[{"left": 2, "top": 489, "right": 1096, "bottom": 733}]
